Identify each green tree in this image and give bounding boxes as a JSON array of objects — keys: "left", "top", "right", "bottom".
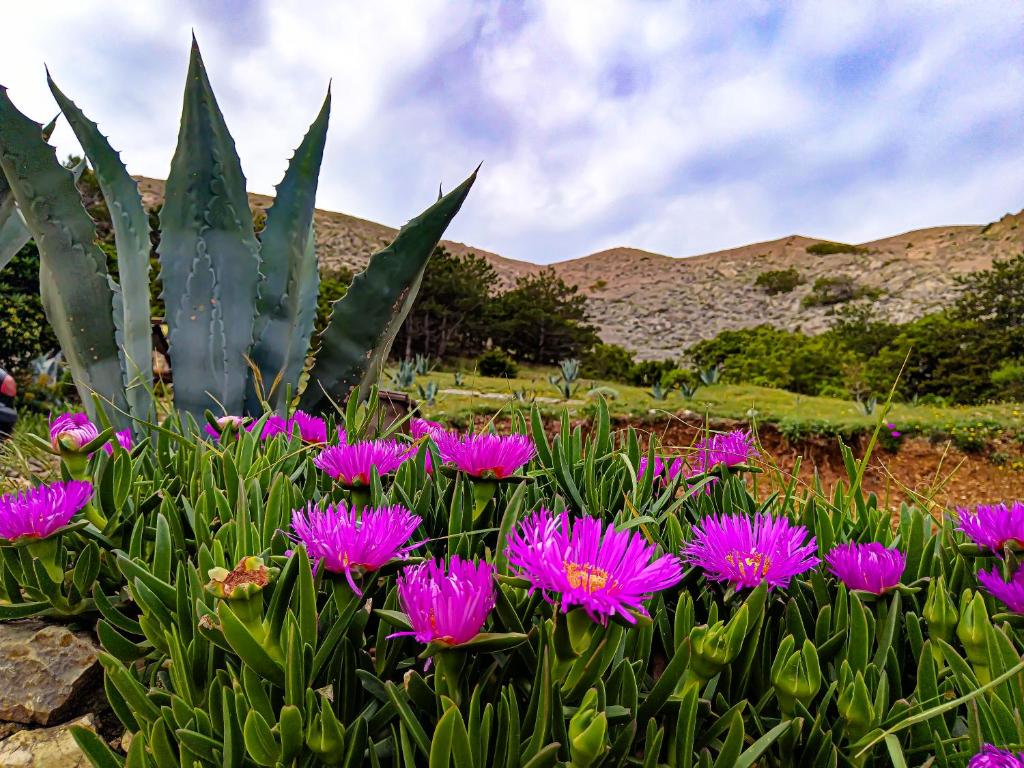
[
  {"left": 0, "top": 244, "right": 59, "bottom": 370},
  {"left": 394, "top": 247, "right": 497, "bottom": 359},
  {"left": 953, "top": 252, "right": 1024, "bottom": 357},
  {"left": 489, "top": 268, "right": 598, "bottom": 363}
]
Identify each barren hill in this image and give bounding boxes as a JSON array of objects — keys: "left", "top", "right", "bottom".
[{"left": 134, "top": 177, "right": 1024, "bottom": 360}]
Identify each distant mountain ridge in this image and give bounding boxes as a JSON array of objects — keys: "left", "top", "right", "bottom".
[{"left": 135, "top": 177, "right": 1024, "bottom": 360}]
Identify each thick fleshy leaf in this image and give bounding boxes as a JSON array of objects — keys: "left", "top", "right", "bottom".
[
  {"left": 0, "top": 87, "right": 129, "bottom": 427},
  {"left": 158, "top": 38, "right": 261, "bottom": 419},
  {"left": 0, "top": 206, "right": 29, "bottom": 270},
  {"left": 301, "top": 168, "right": 477, "bottom": 411},
  {"left": 48, "top": 72, "right": 153, "bottom": 424},
  {"left": 247, "top": 88, "right": 330, "bottom": 414}
]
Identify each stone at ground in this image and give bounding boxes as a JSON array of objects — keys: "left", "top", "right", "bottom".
[
  {"left": 0, "top": 622, "right": 100, "bottom": 725},
  {"left": 0, "top": 714, "right": 95, "bottom": 767}
]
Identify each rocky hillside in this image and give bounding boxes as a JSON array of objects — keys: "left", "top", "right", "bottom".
[{"left": 135, "top": 177, "right": 1024, "bottom": 360}]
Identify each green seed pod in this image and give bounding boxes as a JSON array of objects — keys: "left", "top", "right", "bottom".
[
  {"left": 956, "top": 590, "right": 991, "bottom": 684},
  {"left": 568, "top": 688, "right": 608, "bottom": 768},
  {"left": 923, "top": 575, "right": 958, "bottom": 655},
  {"left": 772, "top": 637, "right": 822, "bottom": 717},
  {"left": 837, "top": 671, "right": 874, "bottom": 741}
]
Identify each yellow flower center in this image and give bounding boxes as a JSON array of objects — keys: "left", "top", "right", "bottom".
[
  {"left": 564, "top": 561, "right": 613, "bottom": 592},
  {"left": 725, "top": 550, "right": 772, "bottom": 579}
]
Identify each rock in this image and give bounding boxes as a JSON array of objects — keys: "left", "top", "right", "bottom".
[
  {"left": 0, "top": 714, "right": 95, "bottom": 767},
  {"left": 0, "top": 622, "right": 100, "bottom": 725}
]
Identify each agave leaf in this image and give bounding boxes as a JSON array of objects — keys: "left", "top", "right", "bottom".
[
  {"left": 0, "top": 205, "right": 29, "bottom": 270},
  {"left": 0, "top": 87, "right": 129, "bottom": 426},
  {"left": 48, "top": 72, "right": 153, "bottom": 424},
  {"left": 0, "top": 119, "right": 68, "bottom": 270},
  {"left": 301, "top": 168, "right": 477, "bottom": 411},
  {"left": 247, "top": 88, "right": 331, "bottom": 414},
  {"left": 159, "top": 38, "right": 261, "bottom": 419}
]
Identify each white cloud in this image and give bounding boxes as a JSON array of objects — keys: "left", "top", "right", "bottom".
[{"left": 0, "top": 0, "right": 1021, "bottom": 263}]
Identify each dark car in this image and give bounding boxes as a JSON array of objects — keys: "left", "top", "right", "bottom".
[{"left": 0, "top": 368, "right": 16, "bottom": 437}]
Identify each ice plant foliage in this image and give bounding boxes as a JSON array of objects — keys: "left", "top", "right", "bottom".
[
  {"left": 690, "top": 429, "right": 757, "bottom": 475},
  {"left": 959, "top": 502, "right": 1024, "bottom": 554},
  {"left": 968, "top": 745, "right": 1024, "bottom": 768},
  {"left": 290, "top": 502, "right": 421, "bottom": 593},
  {"left": 313, "top": 440, "right": 412, "bottom": 486},
  {"left": 505, "top": 509, "right": 683, "bottom": 623},
  {"left": 49, "top": 412, "right": 98, "bottom": 450},
  {"left": 0, "top": 480, "right": 93, "bottom": 541},
  {"left": 825, "top": 542, "right": 906, "bottom": 594},
  {"left": 443, "top": 433, "right": 536, "bottom": 478},
  {"left": 684, "top": 513, "right": 819, "bottom": 590},
  {"left": 394, "top": 557, "right": 495, "bottom": 646},
  {"left": 977, "top": 566, "right": 1024, "bottom": 613}
]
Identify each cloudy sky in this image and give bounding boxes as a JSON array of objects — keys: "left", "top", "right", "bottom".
[{"left": 2, "top": 1, "right": 1022, "bottom": 263}]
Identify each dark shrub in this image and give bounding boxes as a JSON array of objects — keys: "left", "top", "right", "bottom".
[
  {"left": 754, "top": 267, "right": 804, "bottom": 295},
  {"left": 477, "top": 348, "right": 518, "bottom": 378}
]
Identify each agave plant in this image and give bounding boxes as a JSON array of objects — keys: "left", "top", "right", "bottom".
[
  {"left": 391, "top": 359, "right": 416, "bottom": 390},
  {"left": 699, "top": 363, "right": 722, "bottom": 385},
  {"left": 0, "top": 39, "right": 474, "bottom": 431},
  {"left": 417, "top": 380, "right": 439, "bottom": 405},
  {"left": 548, "top": 357, "right": 581, "bottom": 400},
  {"left": 647, "top": 381, "right": 671, "bottom": 401}
]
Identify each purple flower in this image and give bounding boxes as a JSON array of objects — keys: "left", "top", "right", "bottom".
[
  {"left": 313, "top": 439, "right": 412, "bottom": 486},
  {"left": 442, "top": 433, "right": 535, "bottom": 479},
  {"left": 101, "top": 430, "right": 133, "bottom": 456},
  {"left": 505, "top": 508, "right": 683, "bottom": 624},
  {"left": 825, "top": 542, "right": 906, "bottom": 594},
  {"left": 977, "top": 566, "right": 1024, "bottom": 613},
  {"left": 204, "top": 415, "right": 247, "bottom": 440},
  {"left": 683, "top": 513, "right": 819, "bottom": 590},
  {"left": 958, "top": 502, "right": 1024, "bottom": 554},
  {"left": 249, "top": 415, "right": 288, "bottom": 440},
  {"left": 410, "top": 418, "right": 453, "bottom": 474},
  {"left": 969, "top": 745, "right": 1024, "bottom": 767},
  {"left": 288, "top": 410, "right": 327, "bottom": 443},
  {"left": 690, "top": 430, "right": 758, "bottom": 475},
  {"left": 49, "top": 413, "right": 98, "bottom": 451},
  {"left": 890, "top": 431, "right": 901, "bottom": 438},
  {"left": 290, "top": 502, "right": 421, "bottom": 593},
  {"left": 638, "top": 456, "right": 684, "bottom": 484},
  {"left": 0, "top": 480, "right": 94, "bottom": 541},
  {"left": 394, "top": 557, "right": 495, "bottom": 646}
]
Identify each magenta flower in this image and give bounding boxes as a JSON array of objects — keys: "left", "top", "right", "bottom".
[
  {"left": 101, "top": 429, "right": 133, "bottom": 456},
  {"left": 313, "top": 439, "right": 412, "bottom": 486},
  {"left": 249, "top": 415, "right": 288, "bottom": 440},
  {"left": 638, "top": 456, "right": 684, "bottom": 485},
  {"left": 977, "top": 566, "right": 1024, "bottom": 613},
  {"left": 393, "top": 557, "right": 495, "bottom": 646},
  {"left": 683, "top": 513, "right": 819, "bottom": 590},
  {"left": 505, "top": 508, "right": 683, "bottom": 624},
  {"left": 49, "top": 413, "right": 98, "bottom": 451},
  {"left": 825, "top": 542, "right": 906, "bottom": 594},
  {"left": 443, "top": 433, "right": 535, "bottom": 479},
  {"left": 204, "top": 415, "right": 247, "bottom": 440},
  {"left": 410, "top": 418, "right": 453, "bottom": 474},
  {"left": 959, "top": 502, "right": 1024, "bottom": 554},
  {"left": 969, "top": 745, "right": 1024, "bottom": 767},
  {"left": 0, "top": 480, "right": 94, "bottom": 541},
  {"left": 290, "top": 502, "right": 421, "bottom": 593},
  {"left": 288, "top": 410, "right": 327, "bottom": 443},
  {"left": 690, "top": 430, "right": 758, "bottom": 475}
]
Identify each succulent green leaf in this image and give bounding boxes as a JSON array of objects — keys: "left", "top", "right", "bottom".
[
  {"left": 0, "top": 206, "right": 29, "bottom": 270},
  {"left": 247, "top": 88, "right": 330, "bottom": 413},
  {"left": 70, "top": 725, "right": 126, "bottom": 768},
  {"left": 158, "top": 38, "right": 261, "bottom": 419},
  {"left": 48, "top": 72, "right": 153, "bottom": 423},
  {"left": 0, "top": 87, "right": 130, "bottom": 427},
  {"left": 301, "top": 168, "right": 477, "bottom": 411}
]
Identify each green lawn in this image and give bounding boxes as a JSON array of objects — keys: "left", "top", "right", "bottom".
[{"left": 403, "top": 366, "right": 1024, "bottom": 441}]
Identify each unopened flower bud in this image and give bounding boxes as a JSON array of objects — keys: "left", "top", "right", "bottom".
[{"left": 568, "top": 689, "right": 608, "bottom": 768}]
